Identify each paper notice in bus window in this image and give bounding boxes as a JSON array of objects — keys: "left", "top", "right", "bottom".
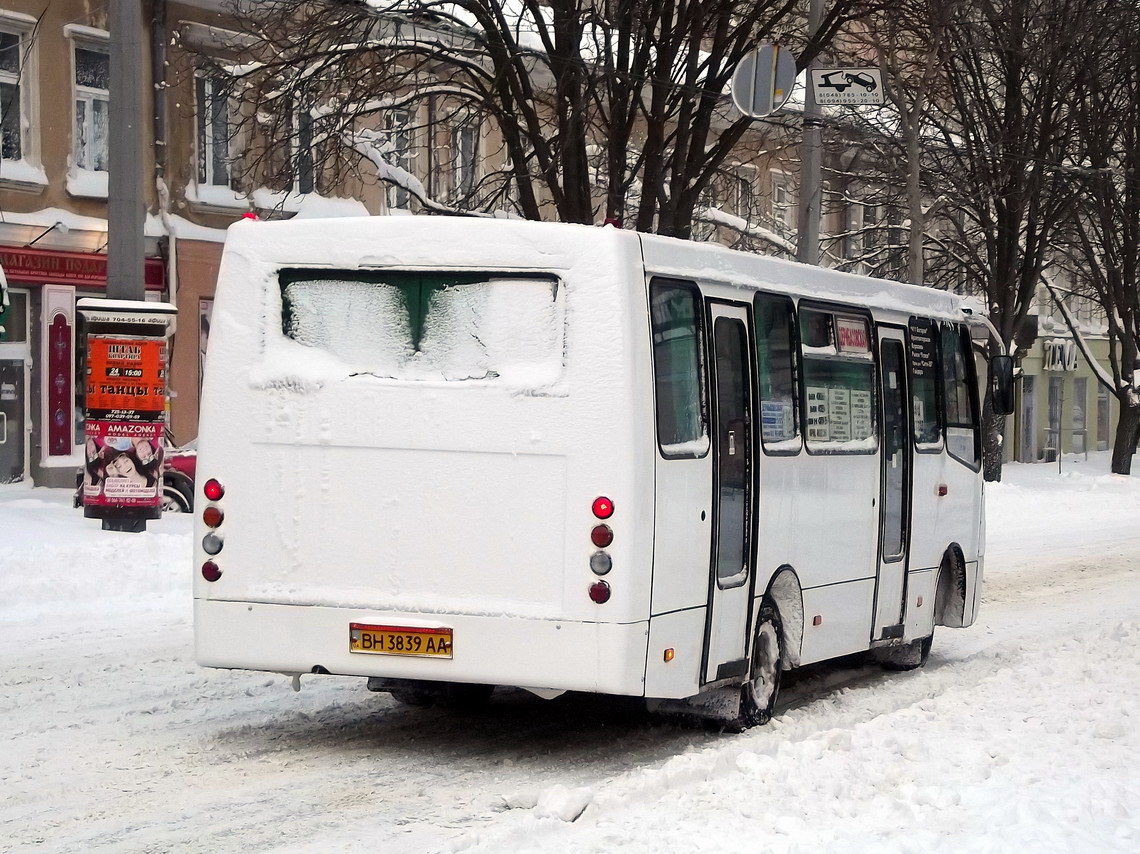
[
  {"left": 806, "top": 386, "right": 830, "bottom": 441},
  {"left": 836, "top": 318, "right": 870, "bottom": 354},
  {"left": 827, "top": 387, "right": 852, "bottom": 442},
  {"left": 760, "top": 400, "right": 795, "bottom": 443},
  {"left": 850, "top": 389, "right": 874, "bottom": 439}
]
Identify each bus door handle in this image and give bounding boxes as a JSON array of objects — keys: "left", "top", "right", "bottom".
[{"left": 728, "top": 431, "right": 736, "bottom": 455}]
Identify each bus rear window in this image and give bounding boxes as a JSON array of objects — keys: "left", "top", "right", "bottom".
[{"left": 279, "top": 271, "right": 564, "bottom": 384}]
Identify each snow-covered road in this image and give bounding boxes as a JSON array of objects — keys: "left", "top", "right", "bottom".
[{"left": 2, "top": 456, "right": 1137, "bottom": 853}]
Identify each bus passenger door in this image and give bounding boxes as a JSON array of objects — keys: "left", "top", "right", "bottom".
[
  {"left": 703, "top": 303, "right": 755, "bottom": 683},
  {"left": 873, "top": 327, "right": 911, "bottom": 639}
]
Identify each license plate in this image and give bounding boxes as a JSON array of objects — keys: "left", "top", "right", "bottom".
[{"left": 349, "top": 623, "right": 453, "bottom": 658}]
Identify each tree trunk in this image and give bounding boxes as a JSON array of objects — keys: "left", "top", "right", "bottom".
[
  {"left": 1111, "top": 400, "right": 1140, "bottom": 475},
  {"left": 981, "top": 392, "right": 1005, "bottom": 482}
]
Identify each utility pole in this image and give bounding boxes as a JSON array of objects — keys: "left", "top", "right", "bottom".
[
  {"left": 92, "top": 0, "right": 151, "bottom": 534},
  {"left": 796, "top": 0, "right": 824, "bottom": 266},
  {"left": 108, "top": 0, "right": 145, "bottom": 301}
]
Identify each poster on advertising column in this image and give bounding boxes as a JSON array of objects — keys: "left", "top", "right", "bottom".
[{"left": 82, "top": 337, "right": 167, "bottom": 511}]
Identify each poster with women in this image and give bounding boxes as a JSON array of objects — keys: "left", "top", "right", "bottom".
[{"left": 82, "top": 337, "right": 167, "bottom": 511}]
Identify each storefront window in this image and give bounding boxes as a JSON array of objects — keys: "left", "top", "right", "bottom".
[
  {"left": 1072, "top": 377, "right": 1087, "bottom": 454},
  {"left": 0, "top": 290, "right": 27, "bottom": 342},
  {"left": 1098, "top": 387, "right": 1110, "bottom": 451}
]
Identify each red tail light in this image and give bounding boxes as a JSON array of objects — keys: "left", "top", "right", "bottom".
[
  {"left": 592, "top": 496, "right": 614, "bottom": 519},
  {"left": 589, "top": 581, "right": 611, "bottom": 604},
  {"left": 202, "top": 506, "right": 224, "bottom": 528},
  {"left": 201, "top": 561, "right": 222, "bottom": 582},
  {"left": 204, "top": 479, "right": 225, "bottom": 501},
  {"left": 590, "top": 524, "right": 613, "bottom": 548}
]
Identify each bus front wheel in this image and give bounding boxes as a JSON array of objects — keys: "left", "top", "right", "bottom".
[{"left": 737, "top": 600, "right": 784, "bottom": 729}]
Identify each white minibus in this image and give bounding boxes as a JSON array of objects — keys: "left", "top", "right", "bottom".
[{"left": 195, "top": 217, "right": 1011, "bottom": 728}]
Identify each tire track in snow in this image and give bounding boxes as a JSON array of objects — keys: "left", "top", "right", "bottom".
[{"left": 448, "top": 555, "right": 1140, "bottom": 854}]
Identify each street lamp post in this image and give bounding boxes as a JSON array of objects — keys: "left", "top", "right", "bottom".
[{"left": 796, "top": 0, "right": 824, "bottom": 266}]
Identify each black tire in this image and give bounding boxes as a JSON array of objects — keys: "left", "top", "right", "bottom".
[
  {"left": 875, "top": 632, "right": 933, "bottom": 671},
  {"left": 736, "top": 600, "right": 784, "bottom": 729},
  {"left": 160, "top": 484, "right": 191, "bottom": 513}
]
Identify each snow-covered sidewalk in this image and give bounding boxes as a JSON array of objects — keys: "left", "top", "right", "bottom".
[{"left": 1, "top": 454, "right": 1138, "bottom": 853}]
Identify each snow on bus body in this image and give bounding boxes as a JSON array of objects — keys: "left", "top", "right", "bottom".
[
  {"left": 195, "top": 216, "right": 657, "bottom": 697},
  {"left": 195, "top": 216, "right": 986, "bottom": 710}
]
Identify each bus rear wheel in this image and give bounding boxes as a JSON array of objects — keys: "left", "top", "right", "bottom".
[{"left": 736, "top": 600, "right": 784, "bottom": 729}]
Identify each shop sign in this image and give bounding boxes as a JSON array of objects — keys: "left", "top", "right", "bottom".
[
  {"left": 0, "top": 247, "right": 164, "bottom": 289},
  {"left": 1044, "top": 338, "right": 1078, "bottom": 372}
]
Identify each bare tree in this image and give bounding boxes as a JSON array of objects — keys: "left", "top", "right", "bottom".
[
  {"left": 1047, "top": 0, "right": 1140, "bottom": 474},
  {"left": 822, "top": 1, "right": 947, "bottom": 285},
  {"left": 186, "top": 0, "right": 870, "bottom": 236},
  {"left": 916, "top": 0, "right": 1104, "bottom": 480}
]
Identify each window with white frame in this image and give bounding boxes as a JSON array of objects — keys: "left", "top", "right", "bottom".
[
  {"left": 382, "top": 108, "right": 415, "bottom": 210},
  {"left": 290, "top": 105, "right": 315, "bottom": 194},
  {"left": 732, "top": 165, "right": 757, "bottom": 220},
  {"left": 74, "top": 44, "right": 109, "bottom": 171},
  {"left": 770, "top": 172, "right": 794, "bottom": 237},
  {"left": 451, "top": 119, "right": 478, "bottom": 200},
  {"left": 841, "top": 197, "right": 861, "bottom": 260},
  {"left": 196, "top": 74, "right": 234, "bottom": 187},
  {"left": 0, "top": 29, "right": 24, "bottom": 161}
]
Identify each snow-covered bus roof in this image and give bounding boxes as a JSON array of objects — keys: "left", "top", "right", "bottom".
[
  {"left": 221, "top": 216, "right": 966, "bottom": 323},
  {"left": 638, "top": 232, "right": 966, "bottom": 322}
]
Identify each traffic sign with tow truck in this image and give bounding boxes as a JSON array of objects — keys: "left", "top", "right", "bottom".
[{"left": 810, "top": 67, "right": 885, "bottom": 105}]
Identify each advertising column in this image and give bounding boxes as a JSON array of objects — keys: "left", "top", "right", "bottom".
[{"left": 76, "top": 299, "right": 176, "bottom": 532}]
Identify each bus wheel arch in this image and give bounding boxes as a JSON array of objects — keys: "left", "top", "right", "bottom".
[
  {"left": 764, "top": 566, "right": 803, "bottom": 669},
  {"left": 934, "top": 545, "right": 968, "bottom": 628}
]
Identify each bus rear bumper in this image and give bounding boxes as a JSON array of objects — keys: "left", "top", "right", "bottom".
[{"left": 194, "top": 598, "right": 650, "bottom": 697}]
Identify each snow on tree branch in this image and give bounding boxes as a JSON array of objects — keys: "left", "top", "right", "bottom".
[
  {"left": 695, "top": 207, "right": 796, "bottom": 254},
  {"left": 345, "top": 129, "right": 488, "bottom": 217},
  {"left": 1043, "top": 281, "right": 1121, "bottom": 395}
]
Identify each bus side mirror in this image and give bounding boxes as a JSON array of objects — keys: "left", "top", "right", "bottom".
[{"left": 990, "top": 355, "right": 1015, "bottom": 415}]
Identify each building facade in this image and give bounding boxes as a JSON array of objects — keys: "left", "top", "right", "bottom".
[
  {"left": 1006, "top": 317, "right": 1120, "bottom": 464},
  {"left": 0, "top": 1, "right": 1127, "bottom": 487}
]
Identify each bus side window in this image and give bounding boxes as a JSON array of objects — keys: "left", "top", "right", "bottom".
[
  {"left": 908, "top": 317, "right": 943, "bottom": 451},
  {"left": 754, "top": 293, "right": 800, "bottom": 453},
  {"left": 649, "top": 280, "right": 709, "bottom": 458},
  {"left": 940, "top": 323, "right": 980, "bottom": 468},
  {"left": 799, "top": 309, "right": 877, "bottom": 454}
]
